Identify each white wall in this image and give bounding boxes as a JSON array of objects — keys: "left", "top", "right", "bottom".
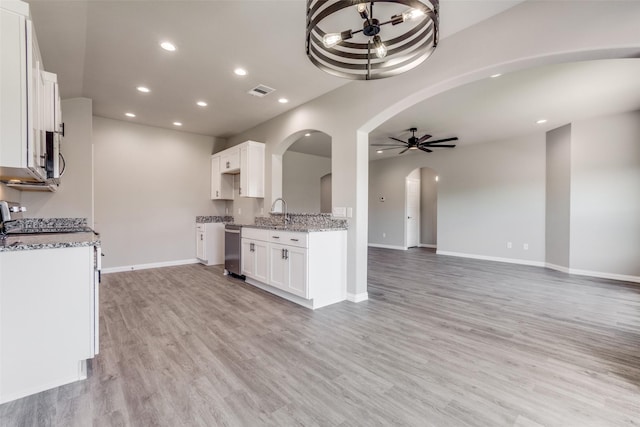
[
  {"left": 545, "top": 124, "right": 572, "bottom": 269},
  {"left": 570, "top": 111, "right": 640, "bottom": 278},
  {"left": 420, "top": 168, "right": 438, "bottom": 247},
  {"left": 320, "top": 173, "right": 332, "bottom": 214},
  {"left": 0, "top": 184, "right": 20, "bottom": 203},
  {"left": 92, "top": 117, "right": 223, "bottom": 269},
  {"left": 369, "top": 134, "right": 547, "bottom": 263},
  {"left": 283, "top": 151, "right": 331, "bottom": 213},
  {"left": 22, "top": 98, "right": 94, "bottom": 222}
]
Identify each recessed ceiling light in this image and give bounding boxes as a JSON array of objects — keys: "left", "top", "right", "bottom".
[
  {"left": 490, "top": 73, "right": 502, "bottom": 78},
  {"left": 173, "top": 121, "right": 182, "bottom": 126},
  {"left": 536, "top": 119, "right": 548, "bottom": 124},
  {"left": 160, "top": 41, "right": 176, "bottom": 51},
  {"left": 376, "top": 150, "right": 383, "bottom": 154},
  {"left": 305, "top": 133, "right": 311, "bottom": 137},
  {"left": 196, "top": 101, "right": 208, "bottom": 107},
  {"left": 278, "top": 98, "right": 289, "bottom": 104},
  {"left": 435, "top": 176, "right": 439, "bottom": 182},
  {"left": 125, "top": 112, "right": 136, "bottom": 118},
  {"left": 234, "top": 68, "right": 247, "bottom": 76},
  {"left": 137, "top": 86, "right": 150, "bottom": 93}
]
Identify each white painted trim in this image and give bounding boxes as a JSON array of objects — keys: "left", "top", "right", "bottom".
[
  {"left": 436, "top": 251, "right": 545, "bottom": 267},
  {"left": 419, "top": 243, "right": 437, "bottom": 249},
  {"left": 347, "top": 292, "right": 369, "bottom": 303},
  {"left": 368, "top": 243, "right": 407, "bottom": 250},
  {"left": 102, "top": 259, "right": 201, "bottom": 274},
  {"left": 567, "top": 268, "right": 640, "bottom": 284},
  {"left": 545, "top": 263, "right": 571, "bottom": 274}
]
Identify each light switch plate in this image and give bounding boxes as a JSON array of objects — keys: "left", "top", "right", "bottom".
[{"left": 346, "top": 207, "right": 353, "bottom": 218}]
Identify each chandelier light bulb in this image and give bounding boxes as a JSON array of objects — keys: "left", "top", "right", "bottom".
[
  {"left": 357, "top": 3, "right": 367, "bottom": 13},
  {"left": 402, "top": 8, "right": 425, "bottom": 22},
  {"left": 323, "top": 33, "right": 342, "bottom": 48},
  {"left": 373, "top": 36, "right": 387, "bottom": 58}
]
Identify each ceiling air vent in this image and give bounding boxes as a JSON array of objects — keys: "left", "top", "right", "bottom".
[{"left": 247, "top": 84, "right": 275, "bottom": 97}]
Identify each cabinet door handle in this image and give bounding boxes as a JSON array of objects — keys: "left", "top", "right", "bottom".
[
  {"left": 226, "top": 161, "right": 230, "bottom": 168},
  {"left": 290, "top": 238, "right": 299, "bottom": 242},
  {"left": 281, "top": 248, "right": 285, "bottom": 259},
  {"left": 272, "top": 236, "right": 280, "bottom": 239},
  {"left": 216, "top": 190, "right": 219, "bottom": 197},
  {"left": 250, "top": 243, "right": 255, "bottom": 252},
  {"left": 200, "top": 235, "right": 203, "bottom": 241},
  {"left": 284, "top": 249, "right": 289, "bottom": 260},
  {"left": 239, "top": 187, "right": 242, "bottom": 195}
]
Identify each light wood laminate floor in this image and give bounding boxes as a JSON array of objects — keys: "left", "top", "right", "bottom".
[{"left": 2, "top": 247, "right": 639, "bottom": 426}]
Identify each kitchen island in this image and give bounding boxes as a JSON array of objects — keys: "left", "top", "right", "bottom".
[
  {"left": 0, "top": 219, "right": 100, "bottom": 404},
  {"left": 240, "top": 213, "right": 348, "bottom": 309}
]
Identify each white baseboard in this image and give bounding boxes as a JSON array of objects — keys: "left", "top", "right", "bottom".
[
  {"left": 419, "top": 244, "right": 437, "bottom": 249},
  {"left": 436, "top": 250, "right": 545, "bottom": 267},
  {"left": 347, "top": 292, "right": 369, "bottom": 303},
  {"left": 567, "top": 268, "right": 640, "bottom": 284},
  {"left": 102, "top": 258, "right": 200, "bottom": 274},
  {"left": 368, "top": 243, "right": 406, "bottom": 250},
  {"left": 545, "top": 263, "right": 571, "bottom": 274},
  {"left": 438, "top": 254, "right": 639, "bottom": 284}
]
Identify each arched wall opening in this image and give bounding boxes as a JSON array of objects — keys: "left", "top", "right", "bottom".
[{"left": 271, "top": 129, "right": 332, "bottom": 214}]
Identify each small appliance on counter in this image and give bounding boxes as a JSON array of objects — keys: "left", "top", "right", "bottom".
[
  {"left": 0, "top": 200, "right": 26, "bottom": 231},
  {"left": 224, "top": 224, "right": 244, "bottom": 278}
]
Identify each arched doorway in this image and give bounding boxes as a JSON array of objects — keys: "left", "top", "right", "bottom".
[{"left": 282, "top": 131, "right": 332, "bottom": 213}]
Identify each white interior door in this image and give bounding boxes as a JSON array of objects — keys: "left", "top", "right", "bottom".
[{"left": 406, "top": 177, "right": 420, "bottom": 248}]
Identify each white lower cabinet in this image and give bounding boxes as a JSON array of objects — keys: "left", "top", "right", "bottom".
[
  {"left": 269, "top": 243, "right": 308, "bottom": 298},
  {"left": 241, "top": 238, "right": 268, "bottom": 283},
  {"left": 241, "top": 228, "right": 346, "bottom": 309},
  {"left": 196, "top": 223, "right": 224, "bottom": 266},
  {"left": 0, "top": 245, "right": 99, "bottom": 404}
]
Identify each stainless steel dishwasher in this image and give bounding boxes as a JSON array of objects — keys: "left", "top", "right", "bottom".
[{"left": 224, "top": 224, "right": 243, "bottom": 278}]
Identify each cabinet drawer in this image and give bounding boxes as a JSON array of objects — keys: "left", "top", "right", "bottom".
[
  {"left": 269, "top": 231, "right": 308, "bottom": 248},
  {"left": 242, "top": 227, "right": 270, "bottom": 242}
]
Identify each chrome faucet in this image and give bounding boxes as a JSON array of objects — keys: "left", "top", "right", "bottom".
[{"left": 270, "top": 197, "right": 288, "bottom": 225}]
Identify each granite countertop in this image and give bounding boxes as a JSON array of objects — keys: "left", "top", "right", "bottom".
[
  {"left": 0, "top": 232, "right": 100, "bottom": 252},
  {"left": 242, "top": 224, "right": 347, "bottom": 232},
  {"left": 250, "top": 212, "right": 348, "bottom": 232},
  {"left": 0, "top": 218, "right": 100, "bottom": 252},
  {"left": 196, "top": 216, "right": 234, "bottom": 223}
]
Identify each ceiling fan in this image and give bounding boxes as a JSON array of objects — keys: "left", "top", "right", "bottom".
[{"left": 373, "top": 128, "right": 458, "bottom": 154}]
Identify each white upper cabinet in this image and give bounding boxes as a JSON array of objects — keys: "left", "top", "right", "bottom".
[
  {"left": 211, "top": 155, "right": 234, "bottom": 200},
  {"left": 0, "top": 1, "right": 59, "bottom": 184},
  {"left": 211, "top": 141, "right": 265, "bottom": 199},
  {"left": 239, "top": 141, "right": 265, "bottom": 198},
  {"left": 220, "top": 149, "right": 240, "bottom": 173}
]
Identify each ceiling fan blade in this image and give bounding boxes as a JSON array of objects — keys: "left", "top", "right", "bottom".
[
  {"left": 399, "top": 147, "right": 410, "bottom": 154},
  {"left": 425, "top": 144, "right": 456, "bottom": 148},
  {"left": 371, "top": 143, "right": 407, "bottom": 147},
  {"left": 377, "top": 147, "right": 406, "bottom": 151},
  {"left": 423, "top": 137, "right": 459, "bottom": 145},
  {"left": 418, "top": 147, "right": 433, "bottom": 153},
  {"left": 389, "top": 137, "right": 408, "bottom": 144},
  {"left": 417, "top": 134, "right": 432, "bottom": 143}
]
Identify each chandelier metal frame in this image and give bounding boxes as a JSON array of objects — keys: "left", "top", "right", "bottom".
[{"left": 306, "top": 0, "right": 439, "bottom": 80}]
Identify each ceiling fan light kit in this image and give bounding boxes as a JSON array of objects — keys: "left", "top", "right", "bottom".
[
  {"left": 306, "top": 0, "right": 439, "bottom": 80},
  {"left": 372, "top": 127, "right": 458, "bottom": 154}
]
